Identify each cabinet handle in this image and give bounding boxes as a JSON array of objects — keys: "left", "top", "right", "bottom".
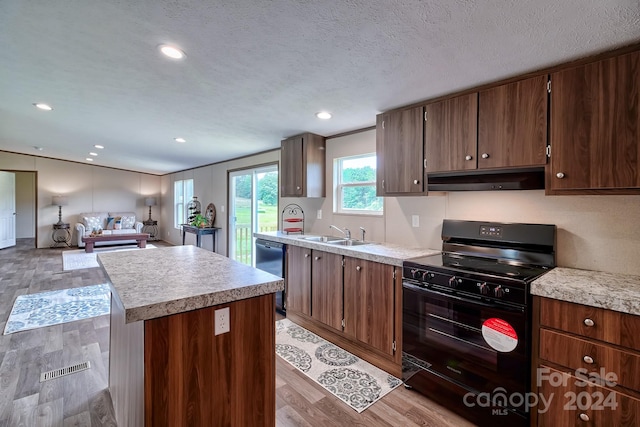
[
  {"left": 413, "top": 179, "right": 420, "bottom": 185},
  {"left": 556, "top": 172, "right": 565, "bottom": 179},
  {"left": 382, "top": 120, "right": 385, "bottom": 130},
  {"left": 481, "top": 153, "right": 490, "bottom": 159},
  {"left": 583, "top": 355, "right": 594, "bottom": 364},
  {"left": 583, "top": 318, "right": 595, "bottom": 327},
  {"left": 465, "top": 155, "right": 473, "bottom": 161},
  {"left": 382, "top": 179, "right": 385, "bottom": 190},
  {"left": 579, "top": 413, "right": 590, "bottom": 422},
  {"left": 314, "top": 256, "right": 321, "bottom": 260},
  {"left": 296, "top": 186, "right": 301, "bottom": 190},
  {"left": 304, "top": 253, "right": 310, "bottom": 258},
  {"left": 356, "top": 266, "right": 361, "bottom": 271}
]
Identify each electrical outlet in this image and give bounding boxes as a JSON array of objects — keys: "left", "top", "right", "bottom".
[
  {"left": 317, "top": 209, "right": 322, "bottom": 219},
  {"left": 214, "top": 307, "right": 230, "bottom": 335},
  {"left": 220, "top": 205, "right": 225, "bottom": 212},
  {"left": 412, "top": 215, "right": 420, "bottom": 228}
]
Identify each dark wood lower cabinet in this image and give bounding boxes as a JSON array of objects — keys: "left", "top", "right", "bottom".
[
  {"left": 311, "top": 250, "right": 343, "bottom": 331},
  {"left": 286, "top": 245, "right": 311, "bottom": 315},
  {"left": 537, "top": 366, "right": 640, "bottom": 426},
  {"left": 110, "top": 293, "right": 275, "bottom": 427},
  {"left": 286, "top": 245, "right": 402, "bottom": 377},
  {"left": 343, "top": 257, "right": 394, "bottom": 356}
]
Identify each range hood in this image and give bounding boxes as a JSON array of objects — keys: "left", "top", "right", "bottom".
[{"left": 427, "top": 167, "right": 545, "bottom": 191}]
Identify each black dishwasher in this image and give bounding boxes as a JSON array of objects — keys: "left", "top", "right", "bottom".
[{"left": 255, "top": 239, "right": 286, "bottom": 314}]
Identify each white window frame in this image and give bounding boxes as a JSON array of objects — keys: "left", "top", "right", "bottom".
[
  {"left": 174, "top": 178, "right": 194, "bottom": 228},
  {"left": 334, "top": 153, "right": 383, "bottom": 216}
]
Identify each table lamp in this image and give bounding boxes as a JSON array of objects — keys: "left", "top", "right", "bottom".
[
  {"left": 145, "top": 197, "right": 157, "bottom": 221},
  {"left": 52, "top": 195, "right": 68, "bottom": 225}
]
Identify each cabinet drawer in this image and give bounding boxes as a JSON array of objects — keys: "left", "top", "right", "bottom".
[
  {"left": 537, "top": 365, "right": 640, "bottom": 427},
  {"left": 540, "top": 329, "right": 640, "bottom": 392},
  {"left": 538, "top": 297, "right": 640, "bottom": 350}
]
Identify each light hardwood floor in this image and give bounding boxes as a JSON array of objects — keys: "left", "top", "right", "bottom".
[{"left": 0, "top": 239, "right": 475, "bottom": 426}]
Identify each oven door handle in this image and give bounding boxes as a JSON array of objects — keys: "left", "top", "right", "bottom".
[{"left": 402, "top": 281, "right": 524, "bottom": 313}]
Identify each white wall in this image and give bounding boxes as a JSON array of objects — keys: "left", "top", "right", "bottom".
[{"left": 0, "top": 152, "right": 161, "bottom": 248}]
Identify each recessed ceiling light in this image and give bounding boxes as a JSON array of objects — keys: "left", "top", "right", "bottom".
[
  {"left": 89, "top": 152, "right": 98, "bottom": 156},
  {"left": 33, "top": 103, "right": 53, "bottom": 111},
  {"left": 316, "top": 111, "right": 332, "bottom": 120},
  {"left": 94, "top": 144, "right": 104, "bottom": 149},
  {"left": 159, "top": 45, "right": 185, "bottom": 60},
  {"left": 33, "top": 146, "right": 44, "bottom": 151},
  {"left": 86, "top": 158, "right": 94, "bottom": 162},
  {"left": 174, "top": 137, "right": 186, "bottom": 143}
]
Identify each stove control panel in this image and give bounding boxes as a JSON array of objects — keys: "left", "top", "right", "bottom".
[{"left": 402, "top": 266, "right": 526, "bottom": 306}]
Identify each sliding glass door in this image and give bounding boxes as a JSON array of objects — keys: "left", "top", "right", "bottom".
[{"left": 229, "top": 164, "right": 278, "bottom": 265}]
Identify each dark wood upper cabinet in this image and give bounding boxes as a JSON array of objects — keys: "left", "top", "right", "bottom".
[
  {"left": 549, "top": 50, "right": 640, "bottom": 193},
  {"left": 424, "top": 93, "right": 478, "bottom": 173},
  {"left": 280, "top": 133, "right": 326, "bottom": 197},
  {"left": 478, "top": 75, "right": 548, "bottom": 169},
  {"left": 376, "top": 106, "right": 425, "bottom": 195}
]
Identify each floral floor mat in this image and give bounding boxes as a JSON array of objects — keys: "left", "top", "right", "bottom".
[
  {"left": 4, "top": 284, "right": 111, "bottom": 335},
  {"left": 275, "top": 318, "right": 402, "bottom": 413}
]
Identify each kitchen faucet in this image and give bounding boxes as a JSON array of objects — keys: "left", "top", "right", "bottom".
[
  {"left": 359, "top": 227, "right": 366, "bottom": 241},
  {"left": 329, "top": 225, "right": 350, "bottom": 239}
]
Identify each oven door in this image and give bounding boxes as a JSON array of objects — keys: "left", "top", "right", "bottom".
[{"left": 403, "top": 280, "right": 530, "bottom": 407}]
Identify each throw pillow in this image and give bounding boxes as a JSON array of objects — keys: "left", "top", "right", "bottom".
[
  {"left": 120, "top": 215, "right": 136, "bottom": 229},
  {"left": 83, "top": 216, "right": 103, "bottom": 231},
  {"left": 106, "top": 217, "right": 115, "bottom": 230}
]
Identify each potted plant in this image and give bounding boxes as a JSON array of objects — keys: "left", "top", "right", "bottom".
[{"left": 191, "top": 214, "right": 208, "bottom": 228}]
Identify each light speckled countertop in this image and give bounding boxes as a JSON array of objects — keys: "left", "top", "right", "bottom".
[
  {"left": 531, "top": 267, "right": 640, "bottom": 316},
  {"left": 254, "top": 231, "right": 440, "bottom": 266},
  {"left": 98, "top": 245, "right": 284, "bottom": 323}
]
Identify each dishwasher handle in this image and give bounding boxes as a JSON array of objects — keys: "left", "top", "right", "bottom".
[{"left": 255, "top": 239, "right": 283, "bottom": 249}]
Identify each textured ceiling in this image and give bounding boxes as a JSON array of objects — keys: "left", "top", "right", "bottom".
[{"left": 1, "top": 1, "right": 639, "bottom": 175}]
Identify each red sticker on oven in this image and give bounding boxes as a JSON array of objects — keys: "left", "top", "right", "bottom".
[{"left": 482, "top": 318, "right": 518, "bottom": 353}]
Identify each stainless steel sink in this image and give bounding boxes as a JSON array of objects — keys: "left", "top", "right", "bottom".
[
  {"left": 327, "top": 239, "right": 370, "bottom": 246},
  {"left": 299, "top": 235, "right": 343, "bottom": 242}
]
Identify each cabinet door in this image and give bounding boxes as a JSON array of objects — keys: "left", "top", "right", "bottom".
[
  {"left": 281, "top": 136, "right": 304, "bottom": 197},
  {"left": 424, "top": 93, "right": 478, "bottom": 173},
  {"left": 381, "top": 106, "right": 425, "bottom": 194},
  {"left": 343, "top": 257, "right": 394, "bottom": 356},
  {"left": 311, "top": 250, "right": 343, "bottom": 331},
  {"left": 537, "top": 365, "right": 640, "bottom": 427},
  {"left": 376, "top": 113, "right": 388, "bottom": 196},
  {"left": 550, "top": 50, "right": 640, "bottom": 191},
  {"left": 478, "top": 75, "right": 548, "bottom": 169},
  {"left": 286, "top": 245, "right": 311, "bottom": 316}
]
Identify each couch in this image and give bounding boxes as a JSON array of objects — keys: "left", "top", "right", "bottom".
[{"left": 75, "top": 211, "right": 144, "bottom": 248}]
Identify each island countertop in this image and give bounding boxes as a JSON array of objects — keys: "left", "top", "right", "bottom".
[{"left": 98, "top": 245, "right": 284, "bottom": 323}]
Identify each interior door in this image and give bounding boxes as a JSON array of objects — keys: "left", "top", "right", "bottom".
[{"left": 0, "top": 171, "right": 16, "bottom": 249}]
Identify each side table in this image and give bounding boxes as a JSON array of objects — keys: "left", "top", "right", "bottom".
[
  {"left": 142, "top": 220, "right": 158, "bottom": 241},
  {"left": 181, "top": 225, "right": 220, "bottom": 252},
  {"left": 51, "top": 223, "right": 71, "bottom": 248}
]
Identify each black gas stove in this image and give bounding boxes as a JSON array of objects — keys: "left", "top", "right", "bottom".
[{"left": 402, "top": 219, "right": 556, "bottom": 427}]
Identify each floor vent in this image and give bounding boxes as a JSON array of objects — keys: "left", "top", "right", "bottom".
[{"left": 40, "top": 361, "right": 91, "bottom": 382}]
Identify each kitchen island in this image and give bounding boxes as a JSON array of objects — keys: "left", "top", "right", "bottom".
[{"left": 98, "top": 245, "right": 284, "bottom": 427}]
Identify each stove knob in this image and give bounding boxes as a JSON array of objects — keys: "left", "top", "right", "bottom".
[
  {"left": 422, "top": 271, "right": 433, "bottom": 281},
  {"left": 479, "top": 282, "right": 490, "bottom": 295},
  {"left": 448, "top": 276, "right": 458, "bottom": 289},
  {"left": 411, "top": 269, "right": 420, "bottom": 279},
  {"left": 494, "top": 286, "right": 505, "bottom": 298}
]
